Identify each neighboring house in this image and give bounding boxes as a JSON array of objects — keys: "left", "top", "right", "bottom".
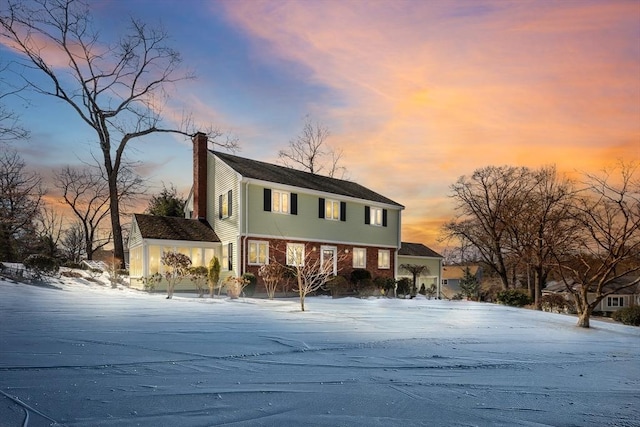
[
  {"left": 397, "top": 242, "right": 443, "bottom": 297},
  {"left": 130, "top": 133, "right": 405, "bottom": 291},
  {"left": 129, "top": 214, "right": 220, "bottom": 290},
  {"left": 441, "top": 265, "right": 483, "bottom": 297},
  {"left": 544, "top": 277, "right": 640, "bottom": 314}
]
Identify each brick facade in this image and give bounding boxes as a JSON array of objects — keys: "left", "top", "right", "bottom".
[{"left": 241, "top": 237, "right": 396, "bottom": 292}]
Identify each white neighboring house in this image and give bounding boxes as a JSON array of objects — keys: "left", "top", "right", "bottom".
[{"left": 544, "top": 276, "right": 640, "bottom": 314}]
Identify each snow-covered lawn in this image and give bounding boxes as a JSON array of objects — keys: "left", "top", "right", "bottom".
[{"left": 1, "top": 276, "right": 638, "bottom": 427}]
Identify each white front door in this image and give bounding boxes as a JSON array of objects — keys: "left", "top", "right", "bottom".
[{"left": 320, "top": 246, "right": 337, "bottom": 276}]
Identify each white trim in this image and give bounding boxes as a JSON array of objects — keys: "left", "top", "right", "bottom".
[{"left": 241, "top": 232, "right": 398, "bottom": 249}]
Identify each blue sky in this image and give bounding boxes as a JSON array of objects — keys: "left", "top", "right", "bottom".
[{"left": 1, "top": 0, "right": 639, "bottom": 250}]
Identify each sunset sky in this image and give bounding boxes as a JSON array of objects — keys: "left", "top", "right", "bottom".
[{"left": 1, "top": 0, "right": 639, "bottom": 252}]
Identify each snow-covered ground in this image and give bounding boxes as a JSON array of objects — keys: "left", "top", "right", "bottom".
[{"left": 1, "top": 274, "right": 638, "bottom": 427}]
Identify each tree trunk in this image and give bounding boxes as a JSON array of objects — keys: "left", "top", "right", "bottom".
[
  {"left": 108, "top": 174, "right": 125, "bottom": 269},
  {"left": 300, "top": 294, "right": 305, "bottom": 312},
  {"left": 576, "top": 308, "right": 592, "bottom": 328}
]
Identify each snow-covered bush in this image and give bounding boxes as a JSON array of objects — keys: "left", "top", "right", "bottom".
[
  {"left": 612, "top": 306, "right": 640, "bottom": 326},
  {"left": 496, "top": 289, "right": 531, "bottom": 307}
]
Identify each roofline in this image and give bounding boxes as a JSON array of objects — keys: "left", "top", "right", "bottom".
[{"left": 241, "top": 177, "right": 405, "bottom": 210}]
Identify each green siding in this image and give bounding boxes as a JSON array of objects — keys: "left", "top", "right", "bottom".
[
  {"left": 209, "top": 154, "right": 240, "bottom": 275},
  {"left": 245, "top": 183, "right": 400, "bottom": 247}
]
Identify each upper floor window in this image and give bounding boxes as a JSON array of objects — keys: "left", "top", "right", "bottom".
[
  {"left": 248, "top": 241, "right": 269, "bottom": 265},
  {"left": 353, "top": 248, "right": 366, "bottom": 268},
  {"left": 365, "top": 206, "right": 387, "bottom": 227},
  {"left": 326, "top": 199, "right": 340, "bottom": 220},
  {"left": 378, "top": 249, "right": 390, "bottom": 269},
  {"left": 286, "top": 243, "right": 305, "bottom": 267},
  {"left": 318, "top": 198, "right": 346, "bottom": 221},
  {"left": 219, "top": 190, "right": 232, "bottom": 219},
  {"left": 264, "top": 188, "right": 298, "bottom": 215}
]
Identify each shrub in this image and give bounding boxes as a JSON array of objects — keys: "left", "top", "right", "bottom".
[
  {"left": 224, "top": 276, "right": 249, "bottom": 299},
  {"left": 424, "top": 284, "right": 438, "bottom": 300},
  {"left": 189, "top": 266, "right": 209, "bottom": 297},
  {"left": 357, "top": 285, "right": 378, "bottom": 298},
  {"left": 396, "top": 277, "right": 412, "bottom": 298},
  {"left": 374, "top": 276, "right": 396, "bottom": 297},
  {"left": 258, "top": 262, "right": 286, "bottom": 299},
  {"left": 242, "top": 272, "right": 257, "bottom": 297},
  {"left": 350, "top": 269, "right": 372, "bottom": 291},
  {"left": 540, "top": 293, "right": 572, "bottom": 313},
  {"left": 141, "top": 273, "right": 162, "bottom": 292},
  {"left": 612, "top": 306, "right": 640, "bottom": 326},
  {"left": 208, "top": 257, "right": 221, "bottom": 298},
  {"left": 324, "top": 275, "right": 349, "bottom": 297},
  {"left": 496, "top": 289, "right": 532, "bottom": 307},
  {"left": 60, "top": 270, "right": 82, "bottom": 278},
  {"left": 23, "top": 254, "right": 59, "bottom": 279}
]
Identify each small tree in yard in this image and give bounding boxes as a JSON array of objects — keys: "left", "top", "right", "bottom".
[
  {"left": 161, "top": 251, "right": 191, "bottom": 299},
  {"left": 288, "top": 244, "right": 348, "bottom": 311},
  {"left": 189, "top": 266, "right": 208, "bottom": 297},
  {"left": 424, "top": 283, "right": 438, "bottom": 300},
  {"left": 259, "top": 262, "right": 286, "bottom": 299},
  {"left": 459, "top": 267, "right": 480, "bottom": 300},
  {"left": 396, "top": 277, "right": 412, "bottom": 298},
  {"left": 208, "top": 256, "right": 221, "bottom": 298}
]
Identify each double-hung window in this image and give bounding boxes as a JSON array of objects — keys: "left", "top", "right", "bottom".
[
  {"left": 219, "top": 190, "right": 232, "bottom": 219},
  {"left": 378, "top": 249, "right": 390, "bottom": 269},
  {"left": 264, "top": 189, "right": 298, "bottom": 215},
  {"left": 248, "top": 241, "right": 269, "bottom": 265},
  {"left": 286, "top": 243, "right": 305, "bottom": 267},
  {"left": 365, "top": 206, "right": 387, "bottom": 227},
  {"left": 353, "top": 248, "right": 366, "bottom": 268}
]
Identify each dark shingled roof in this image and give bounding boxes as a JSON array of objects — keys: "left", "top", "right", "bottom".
[
  {"left": 134, "top": 214, "right": 220, "bottom": 242},
  {"left": 399, "top": 242, "right": 443, "bottom": 258},
  {"left": 213, "top": 151, "right": 404, "bottom": 207}
]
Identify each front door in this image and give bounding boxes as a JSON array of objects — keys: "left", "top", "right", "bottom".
[{"left": 320, "top": 246, "right": 337, "bottom": 276}]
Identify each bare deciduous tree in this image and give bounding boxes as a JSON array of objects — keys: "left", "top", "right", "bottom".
[
  {"left": 1, "top": 0, "right": 237, "bottom": 267},
  {"left": 286, "top": 243, "right": 349, "bottom": 311},
  {"left": 61, "top": 221, "right": 84, "bottom": 263},
  {"left": 35, "top": 204, "right": 64, "bottom": 259},
  {"left": 54, "top": 162, "right": 143, "bottom": 260},
  {"left": 553, "top": 162, "right": 640, "bottom": 328},
  {"left": 0, "top": 150, "right": 43, "bottom": 261},
  {"left": 444, "top": 166, "right": 533, "bottom": 290},
  {"left": 0, "top": 61, "right": 29, "bottom": 143},
  {"left": 279, "top": 116, "right": 347, "bottom": 179}
]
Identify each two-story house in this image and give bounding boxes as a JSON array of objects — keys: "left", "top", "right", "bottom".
[{"left": 129, "top": 133, "right": 405, "bottom": 291}]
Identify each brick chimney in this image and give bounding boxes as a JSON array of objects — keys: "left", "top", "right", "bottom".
[{"left": 193, "top": 132, "right": 208, "bottom": 220}]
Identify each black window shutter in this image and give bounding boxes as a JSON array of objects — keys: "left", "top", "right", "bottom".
[
  {"left": 318, "top": 198, "right": 325, "bottom": 219},
  {"left": 382, "top": 209, "right": 388, "bottom": 227},
  {"left": 228, "top": 190, "right": 233, "bottom": 217},
  {"left": 291, "top": 193, "right": 298, "bottom": 215},
  {"left": 364, "top": 206, "right": 370, "bottom": 224},
  {"left": 264, "top": 188, "right": 271, "bottom": 212},
  {"left": 228, "top": 243, "right": 233, "bottom": 270},
  {"left": 340, "top": 201, "right": 346, "bottom": 222},
  {"left": 218, "top": 194, "right": 223, "bottom": 219}
]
